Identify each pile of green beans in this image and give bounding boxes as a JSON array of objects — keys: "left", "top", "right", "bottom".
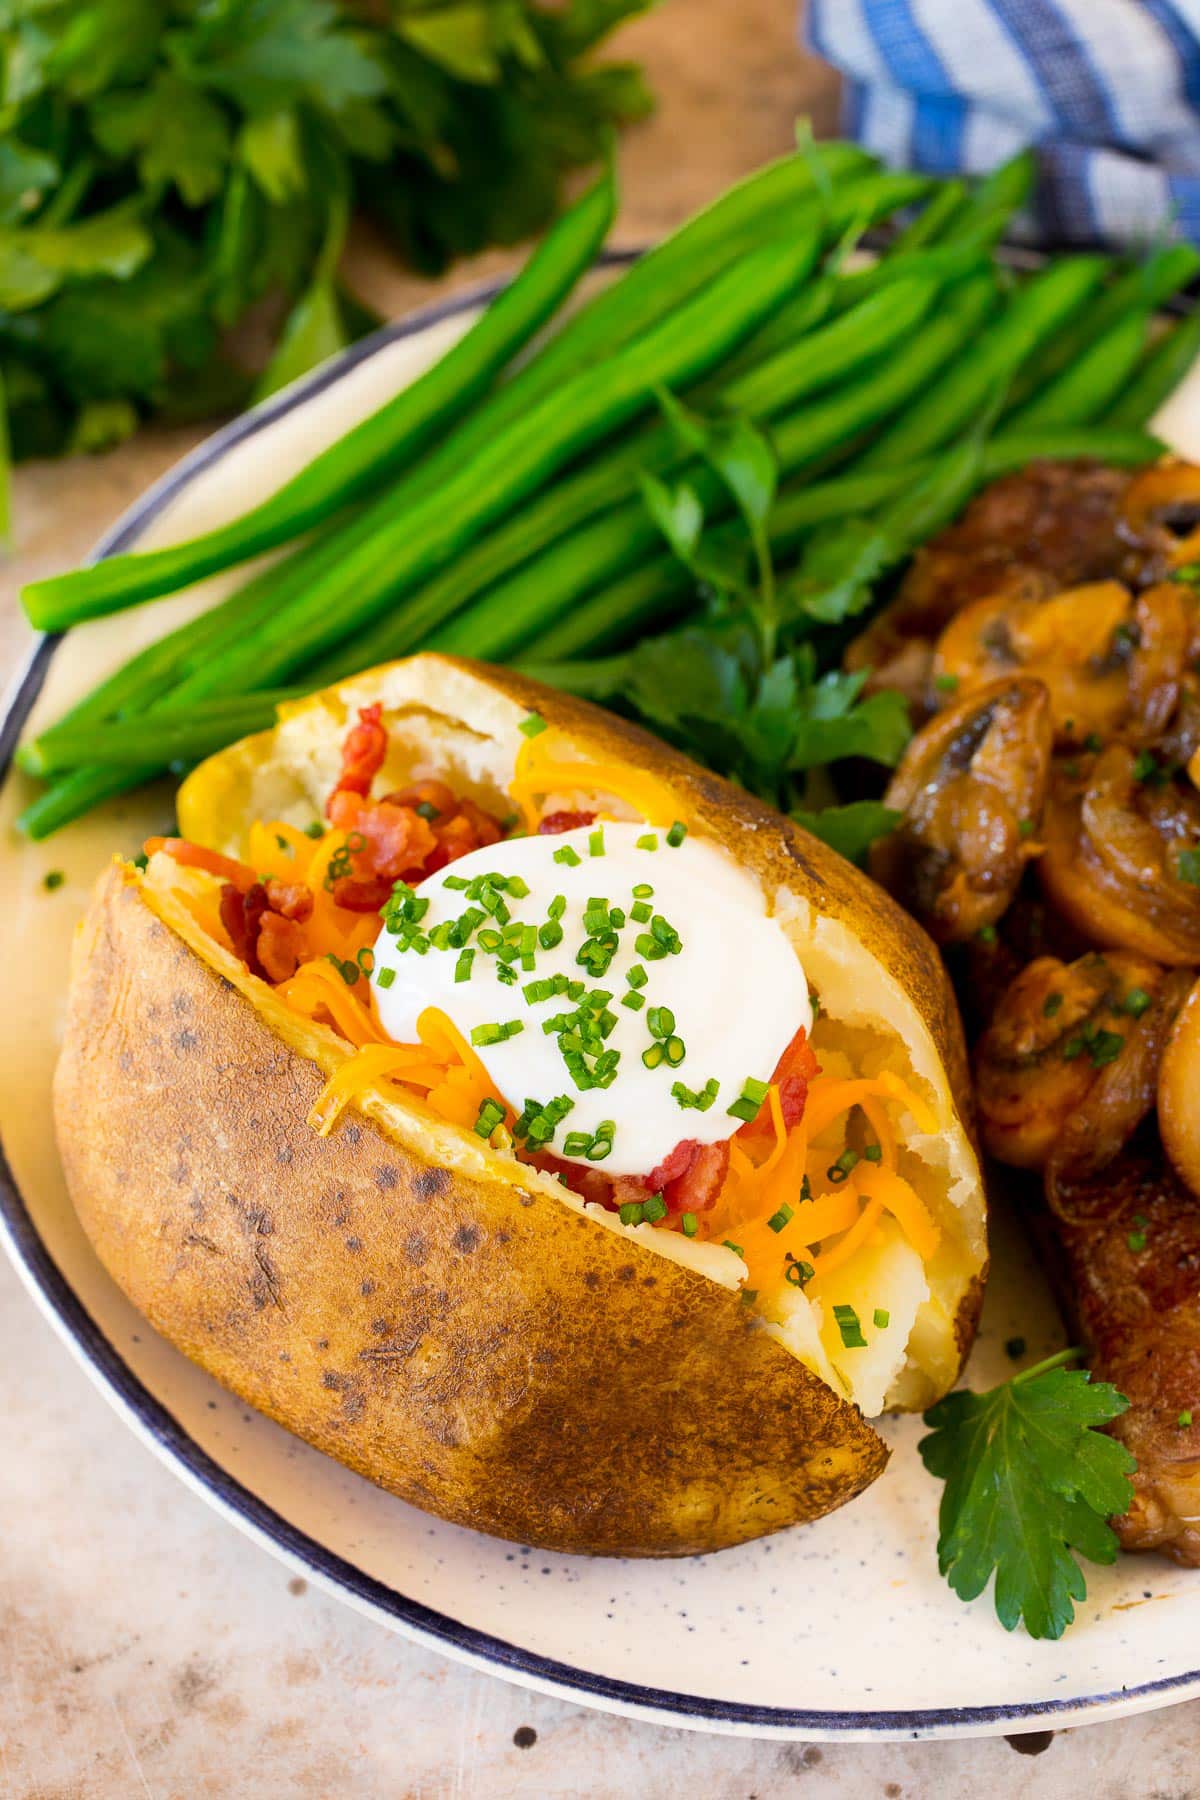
[{"left": 15, "top": 140, "right": 1200, "bottom": 841}]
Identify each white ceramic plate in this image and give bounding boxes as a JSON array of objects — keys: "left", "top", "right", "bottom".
[{"left": 6, "top": 266, "right": 1200, "bottom": 1743}]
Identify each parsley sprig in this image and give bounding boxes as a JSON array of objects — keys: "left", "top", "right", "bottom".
[{"left": 919, "top": 1349, "right": 1136, "bottom": 1640}]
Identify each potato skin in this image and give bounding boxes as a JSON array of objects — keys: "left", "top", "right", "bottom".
[{"left": 57, "top": 866, "right": 889, "bottom": 1556}]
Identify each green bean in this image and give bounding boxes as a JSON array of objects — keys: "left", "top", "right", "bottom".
[
  {"left": 32, "top": 691, "right": 306, "bottom": 774},
  {"left": 15, "top": 538, "right": 345, "bottom": 776},
  {"left": 889, "top": 179, "right": 969, "bottom": 252},
  {"left": 169, "top": 237, "right": 821, "bottom": 694},
  {"left": 24, "top": 164, "right": 621, "bottom": 632},
  {"left": 1002, "top": 242, "right": 1200, "bottom": 416},
  {"left": 947, "top": 150, "right": 1036, "bottom": 238},
  {"left": 313, "top": 267, "right": 944, "bottom": 681},
  {"left": 388, "top": 276, "right": 998, "bottom": 665},
  {"left": 18, "top": 764, "right": 155, "bottom": 841},
  {"left": 858, "top": 256, "right": 1110, "bottom": 466},
  {"left": 1004, "top": 308, "right": 1150, "bottom": 431},
  {"left": 504, "top": 141, "right": 874, "bottom": 402},
  {"left": 517, "top": 427, "right": 1163, "bottom": 674},
  {"left": 1107, "top": 308, "right": 1200, "bottom": 427}
]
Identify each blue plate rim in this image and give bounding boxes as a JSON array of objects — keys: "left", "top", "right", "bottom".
[{"left": 3, "top": 261, "right": 1200, "bottom": 1740}]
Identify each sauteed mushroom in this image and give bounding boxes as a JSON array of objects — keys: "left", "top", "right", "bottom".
[
  {"left": 871, "top": 676, "right": 1052, "bottom": 944},
  {"left": 1039, "top": 743, "right": 1200, "bottom": 964},
  {"left": 1160, "top": 975, "right": 1200, "bottom": 1202},
  {"left": 974, "top": 950, "right": 1171, "bottom": 1170}
]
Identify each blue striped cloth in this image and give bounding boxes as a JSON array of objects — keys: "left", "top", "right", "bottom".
[{"left": 803, "top": 0, "right": 1200, "bottom": 245}]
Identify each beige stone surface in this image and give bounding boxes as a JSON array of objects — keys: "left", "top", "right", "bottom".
[{"left": 3, "top": 5, "right": 1196, "bottom": 1792}]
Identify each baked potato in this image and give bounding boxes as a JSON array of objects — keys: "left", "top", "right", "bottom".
[{"left": 55, "top": 655, "right": 986, "bottom": 1556}]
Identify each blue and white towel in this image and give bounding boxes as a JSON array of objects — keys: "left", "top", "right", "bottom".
[{"left": 804, "top": 0, "right": 1200, "bottom": 246}]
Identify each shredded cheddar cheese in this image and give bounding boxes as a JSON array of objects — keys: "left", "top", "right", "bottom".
[{"left": 509, "top": 727, "right": 683, "bottom": 833}]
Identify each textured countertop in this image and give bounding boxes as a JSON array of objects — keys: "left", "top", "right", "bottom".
[{"left": 3, "top": 4, "right": 1198, "bottom": 1792}]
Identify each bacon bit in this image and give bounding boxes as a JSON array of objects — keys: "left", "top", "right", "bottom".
[
  {"left": 264, "top": 879, "right": 313, "bottom": 922},
  {"left": 600, "top": 1139, "right": 732, "bottom": 1217},
  {"left": 220, "top": 880, "right": 268, "bottom": 975},
  {"left": 148, "top": 837, "right": 259, "bottom": 892},
  {"left": 526, "top": 1150, "right": 614, "bottom": 1207},
  {"left": 537, "top": 810, "right": 596, "bottom": 835},
  {"left": 257, "top": 911, "right": 306, "bottom": 983},
  {"left": 771, "top": 1025, "right": 820, "bottom": 1130},
  {"left": 330, "top": 875, "right": 396, "bottom": 912},
  {"left": 381, "top": 779, "right": 457, "bottom": 818},
  {"left": 326, "top": 703, "right": 388, "bottom": 818}
]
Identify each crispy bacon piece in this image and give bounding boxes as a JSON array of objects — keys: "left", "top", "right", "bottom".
[
  {"left": 770, "top": 1024, "right": 820, "bottom": 1129},
  {"left": 264, "top": 879, "right": 313, "bottom": 922},
  {"left": 537, "top": 809, "right": 596, "bottom": 835},
  {"left": 256, "top": 911, "right": 305, "bottom": 983},
  {"left": 326, "top": 702, "right": 387, "bottom": 816},
  {"left": 219, "top": 880, "right": 268, "bottom": 975}
]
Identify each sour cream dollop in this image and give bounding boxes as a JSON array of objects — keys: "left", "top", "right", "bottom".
[{"left": 371, "top": 822, "right": 810, "bottom": 1176}]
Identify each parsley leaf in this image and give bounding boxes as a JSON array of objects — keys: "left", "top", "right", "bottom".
[
  {"left": 919, "top": 1352, "right": 1136, "bottom": 1640},
  {"left": 791, "top": 800, "right": 900, "bottom": 865}
]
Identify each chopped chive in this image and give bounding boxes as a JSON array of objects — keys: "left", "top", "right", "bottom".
[
  {"left": 873, "top": 1308, "right": 890, "bottom": 1330},
  {"left": 620, "top": 991, "right": 645, "bottom": 1011},
  {"left": 471, "top": 1020, "right": 524, "bottom": 1046},
  {"left": 727, "top": 1076, "right": 768, "bottom": 1123},
  {"left": 548, "top": 894, "right": 566, "bottom": 920},
  {"left": 519, "top": 712, "right": 548, "bottom": 738},
  {"left": 632, "top": 882, "right": 653, "bottom": 899},
  {"left": 376, "top": 966, "right": 396, "bottom": 990},
  {"left": 646, "top": 1005, "right": 675, "bottom": 1039},
  {"left": 833, "top": 1303, "right": 867, "bottom": 1349},
  {"left": 723, "top": 1241, "right": 744, "bottom": 1258},
  {"left": 767, "top": 1202, "right": 794, "bottom": 1234},
  {"left": 642, "top": 1043, "right": 665, "bottom": 1069},
  {"left": 1123, "top": 987, "right": 1152, "bottom": 1018},
  {"left": 1127, "top": 1229, "right": 1147, "bottom": 1253},
  {"left": 473, "top": 1098, "right": 506, "bottom": 1139},
  {"left": 415, "top": 801, "right": 439, "bottom": 822},
  {"left": 619, "top": 1201, "right": 645, "bottom": 1226},
  {"left": 630, "top": 900, "right": 652, "bottom": 923},
  {"left": 636, "top": 833, "right": 658, "bottom": 851},
  {"left": 554, "top": 845, "right": 581, "bottom": 867},
  {"left": 455, "top": 949, "right": 475, "bottom": 983},
  {"left": 934, "top": 672, "right": 959, "bottom": 693},
  {"left": 784, "top": 1253, "right": 814, "bottom": 1288},
  {"left": 1179, "top": 1410, "right": 1194, "bottom": 1430},
  {"left": 672, "top": 1077, "right": 719, "bottom": 1111},
  {"left": 304, "top": 820, "right": 324, "bottom": 839},
  {"left": 625, "top": 965, "right": 648, "bottom": 990},
  {"left": 538, "top": 920, "right": 564, "bottom": 949},
  {"left": 863, "top": 1143, "right": 882, "bottom": 1163},
  {"left": 664, "top": 1036, "right": 685, "bottom": 1066},
  {"left": 827, "top": 1148, "right": 859, "bottom": 1184},
  {"left": 642, "top": 1194, "right": 668, "bottom": 1223},
  {"left": 1043, "top": 991, "right": 1063, "bottom": 1018},
  {"left": 588, "top": 828, "right": 605, "bottom": 857},
  {"left": 666, "top": 820, "right": 687, "bottom": 847},
  {"left": 681, "top": 1212, "right": 698, "bottom": 1238}
]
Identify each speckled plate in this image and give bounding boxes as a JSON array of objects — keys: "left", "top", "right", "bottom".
[{"left": 6, "top": 264, "right": 1200, "bottom": 1743}]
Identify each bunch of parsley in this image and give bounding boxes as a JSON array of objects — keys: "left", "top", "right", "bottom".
[{"left": 0, "top": 0, "right": 653, "bottom": 464}]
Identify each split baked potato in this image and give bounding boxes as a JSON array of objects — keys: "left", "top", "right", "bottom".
[{"left": 55, "top": 655, "right": 986, "bottom": 1556}]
